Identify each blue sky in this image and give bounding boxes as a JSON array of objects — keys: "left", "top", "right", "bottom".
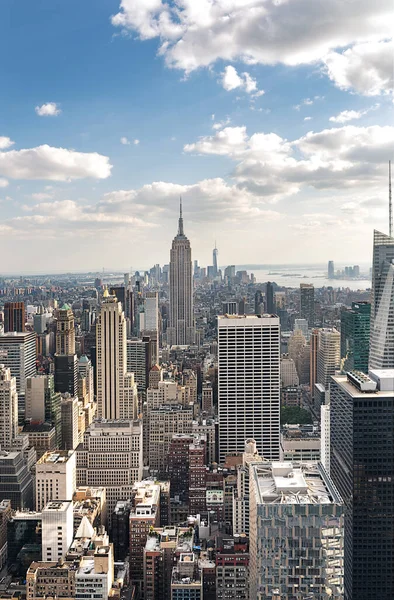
[{"left": 0, "top": 0, "right": 393, "bottom": 272}]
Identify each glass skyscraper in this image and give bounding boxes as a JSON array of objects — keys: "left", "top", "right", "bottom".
[{"left": 340, "top": 301, "right": 371, "bottom": 372}]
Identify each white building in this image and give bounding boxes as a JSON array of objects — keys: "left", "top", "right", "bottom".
[
  {"left": 167, "top": 200, "right": 195, "bottom": 346},
  {"left": 25, "top": 374, "right": 58, "bottom": 423},
  {"left": 218, "top": 315, "right": 280, "bottom": 462},
  {"left": 41, "top": 500, "right": 74, "bottom": 561},
  {"left": 96, "top": 290, "right": 138, "bottom": 420},
  {"left": 249, "top": 462, "right": 344, "bottom": 599},
  {"left": 280, "top": 356, "right": 299, "bottom": 387},
  {"left": 76, "top": 545, "right": 114, "bottom": 600},
  {"left": 78, "top": 355, "right": 94, "bottom": 404},
  {"left": 233, "top": 439, "right": 263, "bottom": 536},
  {"left": 0, "top": 331, "right": 36, "bottom": 418},
  {"left": 35, "top": 450, "right": 76, "bottom": 511},
  {"left": 76, "top": 419, "right": 143, "bottom": 524},
  {"left": 321, "top": 401, "right": 331, "bottom": 475},
  {"left": 144, "top": 292, "right": 159, "bottom": 331},
  {"left": 317, "top": 328, "right": 340, "bottom": 388},
  {"left": 0, "top": 365, "right": 18, "bottom": 450}
]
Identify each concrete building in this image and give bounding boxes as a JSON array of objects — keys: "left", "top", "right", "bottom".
[
  {"left": 249, "top": 461, "right": 344, "bottom": 599},
  {"left": 280, "top": 425, "right": 320, "bottom": 461},
  {"left": 167, "top": 200, "right": 195, "bottom": 346},
  {"left": 23, "top": 422, "right": 57, "bottom": 458},
  {"left": 201, "top": 381, "right": 213, "bottom": 413},
  {"left": 294, "top": 317, "right": 308, "bottom": 339},
  {"left": 317, "top": 327, "right": 340, "bottom": 388},
  {"left": 171, "top": 553, "right": 203, "bottom": 600},
  {"left": 330, "top": 370, "right": 394, "bottom": 599},
  {"left": 216, "top": 536, "right": 249, "bottom": 600},
  {"left": 0, "top": 499, "right": 11, "bottom": 569},
  {"left": 26, "top": 560, "right": 77, "bottom": 600},
  {"left": 0, "top": 331, "right": 36, "bottom": 420},
  {"left": 25, "top": 375, "right": 62, "bottom": 445},
  {"left": 280, "top": 355, "right": 299, "bottom": 387},
  {"left": 369, "top": 229, "right": 394, "bottom": 369},
  {"left": 0, "top": 450, "right": 33, "bottom": 509},
  {"left": 320, "top": 400, "right": 330, "bottom": 475},
  {"left": 78, "top": 355, "right": 94, "bottom": 404},
  {"left": 192, "top": 417, "right": 216, "bottom": 464},
  {"left": 96, "top": 289, "right": 138, "bottom": 420},
  {"left": 61, "top": 394, "right": 79, "bottom": 451},
  {"left": 54, "top": 305, "right": 77, "bottom": 397},
  {"left": 149, "top": 405, "right": 193, "bottom": 473},
  {"left": 0, "top": 365, "right": 18, "bottom": 449},
  {"left": 76, "top": 545, "right": 114, "bottom": 600},
  {"left": 76, "top": 419, "right": 143, "bottom": 524},
  {"left": 35, "top": 450, "right": 76, "bottom": 511},
  {"left": 218, "top": 315, "right": 280, "bottom": 462},
  {"left": 309, "top": 328, "right": 319, "bottom": 399},
  {"left": 41, "top": 500, "right": 74, "bottom": 561},
  {"left": 233, "top": 439, "right": 263, "bottom": 536}
]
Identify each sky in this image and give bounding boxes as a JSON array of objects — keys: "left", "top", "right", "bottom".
[{"left": 0, "top": 0, "right": 393, "bottom": 273}]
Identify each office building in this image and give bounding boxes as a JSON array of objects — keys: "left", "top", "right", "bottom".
[
  {"left": 216, "top": 536, "right": 249, "bottom": 600},
  {"left": 25, "top": 374, "right": 62, "bottom": 445},
  {"left": 167, "top": 200, "right": 195, "bottom": 346},
  {"left": 0, "top": 331, "right": 36, "bottom": 420},
  {"left": 280, "top": 425, "right": 320, "bottom": 462},
  {"left": 341, "top": 301, "right": 370, "bottom": 372},
  {"left": 254, "top": 290, "right": 263, "bottom": 315},
  {"left": 294, "top": 317, "right": 308, "bottom": 338},
  {"left": 218, "top": 315, "right": 280, "bottom": 462},
  {"left": 300, "top": 283, "right": 315, "bottom": 326},
  {"left": 369, "top": 229, "right": 394, "bottom": 368},
  {"left": 233, "top": 439, "right": 263, "bottom": 536},
  {"left": 222, "top": 300, "right": 238, "bottom": 315},
  {"left": 0, "top": 450, "right": 33, "bottom": 509},
  {"left": 35, "top": 450, "right": 76, "bottom": 511},
  {"left": 76, "top": 419, "right": 143, "bottom": 523},
  {"left": 330, "top": 370, "right": 394, "bottom": 599},
  {"left": 78, "top": 355, "right": 94, "bottom": 404},
  {"left": 127, "top": 338, "right": 151, "bottom": 404},
  {"left": 96, "top": 289, "right": 138, "bottom": 420},
  {"left": 112, "top": 500, "right": 132, "bottom": 561},
  {"left": 321, "top": 400, "right": 330, "bottom": 475},
  {"left": 144, "top": 527, "right": 180, "bottom": 600},
  {"left": 280, "top": 355, "right": 299, "bottom": 387},
  {"left": 171, "top": 553, "right": 203, "bottom": 600},
  {"left": 328, "top": 260, "right": 335, "bottom": 279},
  {"left": 201, "top": 381, "right": 213, "bottom": 413},
  {"left": 310, "top": 328, "right": 319, "bottom": 399},
  {"left": 23, "top": 422, "right": 57, "bottom": 458},
  {"left": 0, "top": 499, "right": 11, "bottom": 569},
  {"left": 54, "top": 305, "right": 77, "bottom": 396},
  {"left": 61, "top": 394, "right": 79, "bottom": 451},
  {"left": 265, "top": 281, "right": 275, "bottom": 313},
  {"left": 4, "top": 301, "right": 25, "bottom": 333},
  {"left": 26, "top": 560, "right": 77, "bottom": 600},
  {"left": 0, "top": 365, "right": 18, "bottom": 449},
  {"left": 55, "top": 304, "right": 75, "bottom": 355},
  {"left": 213, "top": 243, "right": 219, "bottom": 277},
  {"left": 143, "top": 292, "right": 160, "bottom": 364},
  {"left": 317, "top": 328, "right": 340, "bottom": 388},
  {"left": 149, "top": 405, "right": 193, "bottom": 473},
  {"left": 249, "top": 461, "right": 344, "bottom": 599},
  {"left": 41, "top": 500, "right": 73, "bottom": 561}
]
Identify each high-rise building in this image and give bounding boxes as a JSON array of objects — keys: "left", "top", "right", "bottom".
[
  {"left": 300, "top": 283, "right": 315, "bottom": 326},
  {"left": 54, "top": 304, "right": 77, "bottom": 397},
  {"left": 35, "top": 450, "right": 76, "bottom": 511},
  {"left": 309, "top": 328, "right": 319, "bottom": 399},
  {"left": 76, "top": 419, "right": 143, "bottom": 523},
  {"left": 0, "top": 331, "right": 36, "bottom": 421},
  {"left": 149, "top": 405, "right": 193, "bottom": 473},
  {"left": 167, "top": 200, "right": 195, "bottom": 346},
  {"left": 41, "top": 500, "right": 74, "bottom": 561},
  {"left": 127, "top": 338, "right": 151, "bottom": 405},
  {"left": 55, "top": 305, "right": 75, "bottom": 355},
  {"left": 96, "top": 289, "right": 138, "bottom": 420},
  {"left": 218, "top": 315, "right": 280, "bottom": 463},
  {"left": 316, "top": 328, "right": 340, "bottom": 389},
  {"left": 61, "top": 395, "right": 79, "bottom": 451},
  {"left": 254, "top": 290, "right": 263, "bottom": 315},
  {"left": 330, "top": 370, "right": 394, "bottom": 599},
  {"left": 265, "top": 281, "right": 275, "bottom": 313},
  {"left": 0, "top": 365, "right": 18, "bottom": 450},
  {"left": 213, "top": 243, "right": 219, "bottom": 277},
  {"left": 25, "top": 375, "right": 62, "bottom": 445},
  {"left": 249, "top": 461, "right": 344, "bottom": 599},
  {"left": 369, "top": 229, "right": 394, "bottom": 369},
  {"left": 4, "top": 302, "right": 25, "bottom": 333},
  {"left": 216, "top": 536, "right": 249, "bottom": 600},
  {"left": 0, "top": 450, "right": 33, "bottom": 509},
  {"left": 328, "top": 260, "right": 335, "bottom": 279},
  {"left": 341, "top": 301, "right": 370, "bottom": 372},
  {"left": 77, "top": 355, "right": 94, "bottom": 404}
]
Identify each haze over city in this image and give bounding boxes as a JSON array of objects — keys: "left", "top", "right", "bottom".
[{"left": 0, "top": 0, "right": 393, "bottom": 271}]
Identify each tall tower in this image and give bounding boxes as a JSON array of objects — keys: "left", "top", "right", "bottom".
[
  {"left": 4, "top": 302, "right": 25, "bottom": 333},
  {"left": 54, "top": 305, "right": 77, "bottom": 396},
  {"left": 300, "top": 283, "right": 315, "bottom": 327},
  {"left": 316, "top": 328, "right": 340, "bottom": 389},
  {"left": 55, "top": 305, "right": 75, "bottom": 355},
  {"left": 369, "top": 229, "right": 394, "bottom": 369},
  {"left": 168, "top": 200, "right": 195, "bottom": 346},
  {"left": 266, "top": 281, "right": 275, "bottom": 314},
  {"left": 213, "top": 242, "right": 218, "bottom": 277},
  {"left": 96, "top": 289, "right": 138, "bottom": 420},
  {"left": 0, "top": 365, "right": 18, "bottom": 449},
  {"left": 218, "top": 315, "right": 280, "bottom": 462}
]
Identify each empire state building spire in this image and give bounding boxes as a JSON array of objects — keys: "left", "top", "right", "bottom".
[{"left": 168, "top": 199, "right": 195, "bottom": 346}]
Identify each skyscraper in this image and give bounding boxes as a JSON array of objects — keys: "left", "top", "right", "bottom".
[
  {"left": 341, "top": 301, "right": 370, "bottom": 372},
  {"left": 330, "top": 370, "right": 394, "bottom": 599},
  {"left": 0, "top": 331, "right": 36, "bottom": 421},
  {"left": 369, "top": 229, "right": 394, "bottom": 369},
  {"left": 167, "top": 200, "right": 195, "bottom": 346},
  {"left": 328, "top": 260, "right": 335, "bottom": 279},
  {"left": 54, "top": 305, "right": 77, "bottom": 396},
  {"left": 300, "top": 283, "right": 315, "bottom": 326},
  {"left": 55, "top": 305, "right": 75, "bottom": 355},
  {"left": 316, "top": 328, "right": 340, "bottom": 389},
  {"left": 254, "top": 291, "right": 263, "bottom": 315},
  {"left": 218, "top": 315, "right": 280, "bottom": 462},
  {"left": 96, "top": 289, "right": 138, "bottom": 420},
  {"left": 0, "top": 365, "right": 18, "bottom": 449},
  {"left": 4, "top": 302, "right": 25, "bottom": 333},
  {"left": 265, "top": 281, "right": 275, "bottom": 314},
  {"left": 213, "top": 243, "right": 218, "bottom": 277}
]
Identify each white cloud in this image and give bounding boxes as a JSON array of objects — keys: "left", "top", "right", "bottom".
[
  {"left": 0, "top": 145, "right": 112, "bottom": 181},
  {"left": 220, "top": 66, "right": 264, "bottom": 96},
  {"left": 324, "top": 40, "right": 393, "bottom": 96},
  {"left": 212, "top": 117, "right": 231, "bottom": 130},
  {"left": 0, "top": 178, "right": 9, "bottom": 188},
  {"left": 31, "top": 192, "right": 53, "bottom": 200},
  {"left": 111, "top": 0, "right": 393, "bottom": 96},
  {"left": 0, "top": 137, "right": 15, "bottom": 150},
  {"left": 304, "top": 117, "right": 312, "bottom": 121},
  {"left": 329, "top": 109, "right": 366, "bottom": 123},
  {"left": 35, "top": 102, "right": 62, "bottom": 117},
  {"left": 120, "top": 136, "right": 130, "bottom": 145},
  {"left": 134, "top": 139, "right": 140, "bottom": 145}
]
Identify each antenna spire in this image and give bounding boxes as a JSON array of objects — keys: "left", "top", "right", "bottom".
[
  {"left": 390, "top": 160, "right": 393, "bottom": 238},
  {"left": 178, "top": 196, "right": 184, "bottom": 235}
]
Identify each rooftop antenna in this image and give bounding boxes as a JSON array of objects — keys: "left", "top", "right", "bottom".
[
  {"left": 178, "top": 196, "right": 184, "bottom": 236},
  {"left": 390, "top": 160, "right": 393, "bottom": 238}
]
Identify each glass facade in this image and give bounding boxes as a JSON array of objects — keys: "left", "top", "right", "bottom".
[{"left": 340, "top": 301, "right": 370, "bottom": 373}]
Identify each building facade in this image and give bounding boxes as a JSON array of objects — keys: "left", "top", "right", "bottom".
[{"left": 341, "top": 301, "right": 370, "bottom": 372}]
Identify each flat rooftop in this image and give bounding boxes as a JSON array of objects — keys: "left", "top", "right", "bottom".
[
  {"left": 42, "top": 500, "right": 73, "bottom": 512},
  {"left": 38, "top": 450, "right": 74, "bottom": 465},
  {"left": 252, "top": 461, "right": 342, "bottom": 505},
  {"left": 332, "top": 375, "right": 394, "bottom": 398}
]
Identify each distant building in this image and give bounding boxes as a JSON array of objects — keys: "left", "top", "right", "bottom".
[
  {"left": 249, "top": 461, "right": 344, "bottom": 599},
  {"left": 0, "top": 365, "right": 18, "bottom": 449},
  {"left": 328, "top": 260, "right": 335, "bottom": 279},
  {"left": 60, "top": 394, "right": 79, "bottom": 451},
  {"left": 317, "top": 328, "right": 340, "bottom": 388},
  {"left": 280, "top": 356, "right": 299, "bottom": 387},
  {"left": 0, "top": 331, "right": 36, "bottom": 421},
  {"left": 25, "top": 375, "right": 62, "bottom": 446},
  {"left": 341, "top": 301, "right": 370, "bottom": 372},
  {"left": 4, "top": 302, "right": 25, "bottom": 333},
  {"left": 265, "top": 281, "right": 275, "bottom": 313},
  {"left": 300, "top": 283, "right": 315, "bottom": 327}
]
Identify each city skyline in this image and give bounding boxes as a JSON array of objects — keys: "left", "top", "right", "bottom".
[{"left": 0, "top": 0, "right": 393, "bottom": 270}]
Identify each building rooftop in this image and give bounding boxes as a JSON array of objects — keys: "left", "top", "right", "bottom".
[
  {"left": 252, "top": 461, "right": 342, "bottom": 505},
  {"left": 42, "top": 500, "right": 73, "bottom": 513},
  {"left": 332, "top": 374, "right": 394, "bottom": 398},
  {"left": 37, "top": 450, "right": 75, "bottom": 465}
]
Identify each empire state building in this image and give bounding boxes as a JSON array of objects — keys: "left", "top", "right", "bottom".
[{"left": 167, "top": 200, "right": 195, "bottom": 346}]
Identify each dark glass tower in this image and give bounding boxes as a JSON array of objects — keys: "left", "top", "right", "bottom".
[
  {"left": 330, "top": 371, "right": 394, "bottom": 599},
  {"left": 266, "top": 282, "right": 275, "bottom": 314},
  {"left": 254, "top": 290, "right": 263, "bottom": 315},
  {"left": 300, "top": 283, "right": 315, "bottom": 326},
  {"left": 340, "top": 301, "right": 371, "bottom": 372}
]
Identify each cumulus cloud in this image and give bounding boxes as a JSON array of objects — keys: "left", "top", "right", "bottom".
[
  {"left": 329, "top": 107, "right": 377, "bottom": 123},
  {"left": 134, "top": 139, "right": 140, "bottom": 145},
  {"left": 0, "top": 178, "right": 9, "bottom": 188},
  {"left": 324, "top": 40, "right": 393, "bottom": 96},
  {"left": 304, "top": 117, "right": 312, "bottom": 121},
  {"left": 0, "top": 145, "right": 112, "bottom": 181},
  {"left": 35, "top": 102, "right": 62, "bottom": 117},
  {"left": 0, "top": 137, "right": 14, "bottom": 150},
  {"left": 111, "top": 0, "right": 393, "bottom": 96},
  {"left": 221, "top": 66, "right": 264, "bottom": 96},
  {"left": 120, "top": 136, "right": 130, "bottom": 145}
]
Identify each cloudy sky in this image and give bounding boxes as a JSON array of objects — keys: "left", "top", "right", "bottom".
[{"left": 0, "top": 0, "right": 393, "bottom": 273}]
